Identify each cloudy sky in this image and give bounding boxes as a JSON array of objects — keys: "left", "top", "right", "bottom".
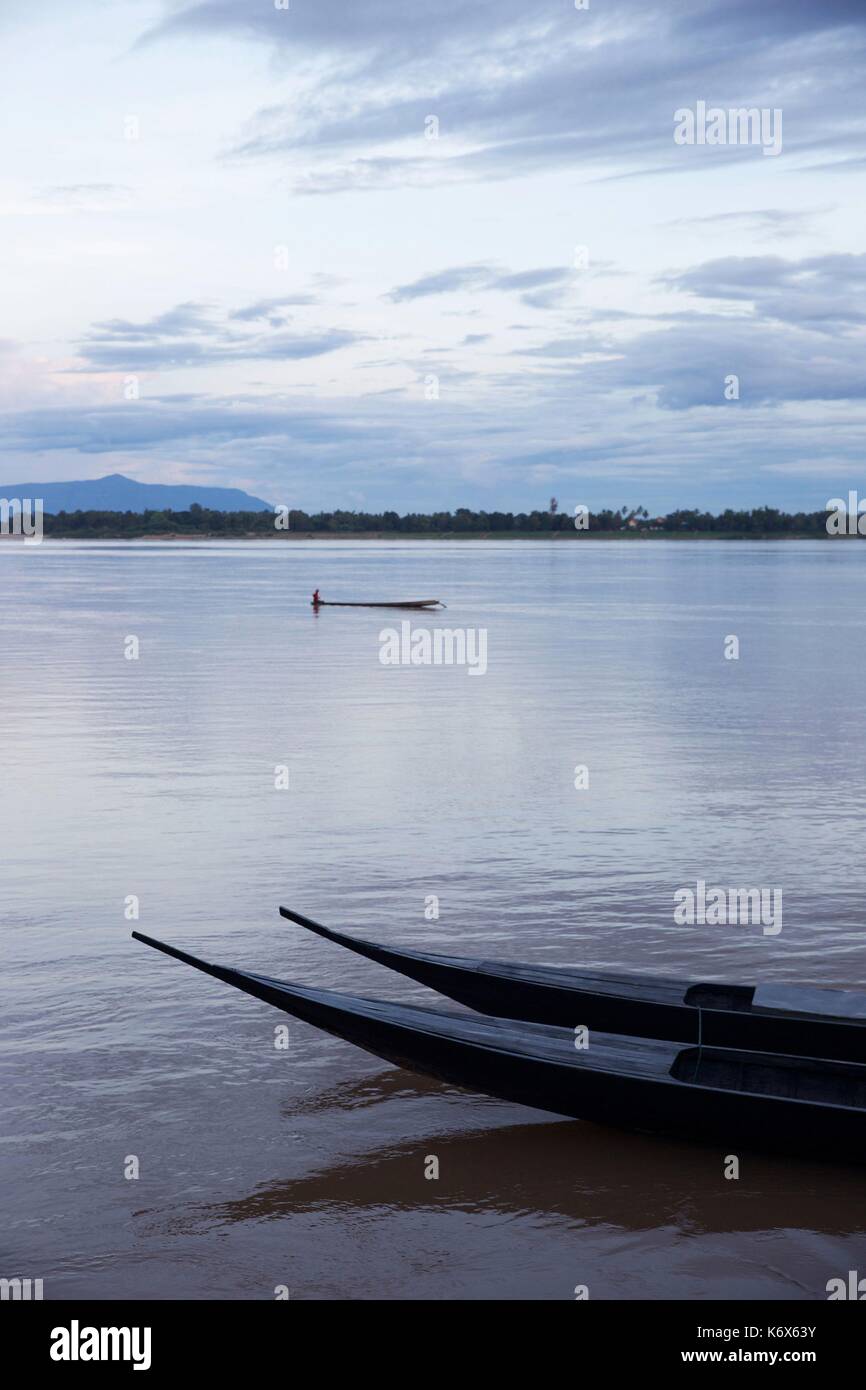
[{"left": 2, "top": 0, "right": 865, "bottom": 511}]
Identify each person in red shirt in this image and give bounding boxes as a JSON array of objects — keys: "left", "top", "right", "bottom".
[{"left": 312, "top": 589, "right": 321, "bottom": 606}]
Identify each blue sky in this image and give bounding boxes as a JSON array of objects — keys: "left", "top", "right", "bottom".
[{"left": 2, "top": 0, "right": 865, "bottom": 512}]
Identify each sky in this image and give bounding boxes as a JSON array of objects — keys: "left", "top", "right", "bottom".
[{"left": 1, "top": 0, "right": 865, "bottom": 513}]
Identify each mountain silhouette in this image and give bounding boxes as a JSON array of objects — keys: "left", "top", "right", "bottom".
[{"left": 0, "top": 472, "right": 272, "bottom": 514}]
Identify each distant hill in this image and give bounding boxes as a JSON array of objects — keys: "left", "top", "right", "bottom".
[{"left": 0, "top": 473, "right": 272, "bottom": 514}]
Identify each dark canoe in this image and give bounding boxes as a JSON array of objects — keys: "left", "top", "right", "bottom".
[
  {"left": 132, "top": 931, "right": 866, "bottom": 1160},
  {"left": 278, "top": 907, "right": 866, "bottom": 1064},
  {"left": 312, "top": 599, "right": 443, "bottom": 609}
]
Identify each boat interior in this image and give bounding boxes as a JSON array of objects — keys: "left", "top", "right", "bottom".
[
  {"left": 671, "top": 1046, "right": 866, "bottom": 1106},
  {"left": 684, "top": 983, "right": 755, "bottom": 1011},
  {"left": 685, "top": 981, "right": 866, "bottom": 1022}
]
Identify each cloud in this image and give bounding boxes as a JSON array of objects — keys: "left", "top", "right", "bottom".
[
  {"left": 662, "top": 253, "right": 866, "bottom": 329},
  {"left": 90, "top": 302, "right": 216, "bottom": 342},
  {"left": 513, "top": 251, "right": 866, "bottom": 408},
  {"left": 389, "top": 265, "right": 498, "bottom": 301},
  {"left": 523, "top": 334, "right": 615, "bottom": 360},
  {"left": 228, "top": 294, "right": 318, "bottom": 325},
  {"left": 143, "top": 1, "right": 866, "bottom": 193},
  {"left": 37, "top": 184, "right": 133, "bottom": 208},
  {"left": 581, "top": 321, "right": 866, "bottom": 409},
  {"left": 3, "top": 373, "right": 864, "bottom": 515},
  {"left": 75, "top": 298, "right": 363, "bottom": 371},
  {"left": 664, "top": 207, "right": 833, "bottom": 239},
  {"left": 0, "top": 396, "right": 367, "bottom": 455},
  {"left": 389, "top": 263, "right": 573, "bottom": 307}
]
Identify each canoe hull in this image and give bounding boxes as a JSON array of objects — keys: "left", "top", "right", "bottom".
[
  {"left": 312, "top": 600, "right": 442, "bottom": 609},
  {"left": 297, "top": 998, "right": 866, "bottom": 1160}
]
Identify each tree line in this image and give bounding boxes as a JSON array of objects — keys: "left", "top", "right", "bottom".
[{"left": 40, "top": 502, "right": 839, "bottom": 538}]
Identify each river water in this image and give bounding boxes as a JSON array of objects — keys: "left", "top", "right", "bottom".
[{"left": 2, "top": 539, "right": 864, "bottom": 1299}]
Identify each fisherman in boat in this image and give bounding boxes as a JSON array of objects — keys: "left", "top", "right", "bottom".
[{"left": 312, "top": 589, "right": 321, "bottom": 606}]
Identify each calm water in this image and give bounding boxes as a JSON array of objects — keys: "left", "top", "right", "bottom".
[{"left": 2, "top": 539, "right": 864, "bottom": 1300}]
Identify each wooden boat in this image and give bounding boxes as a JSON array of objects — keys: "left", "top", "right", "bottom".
[
  {"left": 312, "top": 599, "right": 444, "bottom": 609},
  {"left": 132, "top": 930, "right": 866, "bottom": 1159},
  {"left": 278, "top": 906, "right": 866, "bottom": 1064}
]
